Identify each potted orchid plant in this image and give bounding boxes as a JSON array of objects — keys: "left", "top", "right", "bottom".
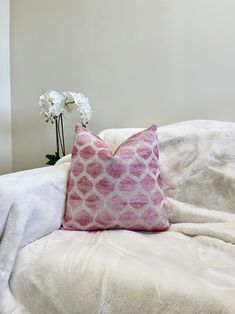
[{"left": 39, "top": 90, "right": 92, "bottom": 165}]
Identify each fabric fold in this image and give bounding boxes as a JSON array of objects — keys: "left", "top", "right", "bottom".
[{"left": 0, "top": 163, "right": 70, "bottom": 313}]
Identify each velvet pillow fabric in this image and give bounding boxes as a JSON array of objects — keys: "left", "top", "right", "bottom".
[{"left": 63, "top": 124, "right": 169, "bottom": 231}]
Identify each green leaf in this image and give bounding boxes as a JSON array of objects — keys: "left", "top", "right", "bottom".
[{"left": 45, "top": 152, "right": 60, "bottom": 165}]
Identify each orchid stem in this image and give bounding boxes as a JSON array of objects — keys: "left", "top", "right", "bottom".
[
  {"left": 60, "top": 114, "right": 65, "bottom": 156},
  {"left": 55, "top": 118, "right": 60, "bottom": 157},
  {"left": 57, "top": 117, "right": 64, "bottom": 156}
]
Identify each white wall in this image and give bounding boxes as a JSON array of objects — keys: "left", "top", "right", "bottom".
[
  {"left": 11, "top": 0, "right": 235, "bottom": 172},
  {"left": 0, "top": 0, "right": 12, "bottom": 174}
]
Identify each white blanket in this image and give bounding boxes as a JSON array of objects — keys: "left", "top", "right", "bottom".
[
  {"left": 10, "top": 209, "right": 235, "bottom": 314},
  {"left": 1, "top": 120, "right": 235, "bottom": 313},
  {"left": 0, "top": 164, "right": 70, "bottom": 313}
]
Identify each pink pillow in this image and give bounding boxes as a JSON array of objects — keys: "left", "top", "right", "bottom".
[{"left": 62, "top": 125, "right": 169, "bottom": 231}]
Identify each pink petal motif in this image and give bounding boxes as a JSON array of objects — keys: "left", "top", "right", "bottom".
[
  {"left": 119, "top": 177, "right": 137, "bottom": 193},
  {"left": 129, "top": 160, "right": 146, "bottom": 177},
  {"left": 97, "top": 149, "right": 112, "bottom": 161},
  {"left": 148, "top": 125, "right": 158, "bottom": 132},
  {"left": 148, "top": 158, "right": 158, "bottom": 175},
  {"left": 111, "top": 224, "right": 123, "bottom": 230},
  {"left": 106, "top": 160, "right": 126, "bottom": 179},
  {"left": 86, "top": 225, "right": 102, "bottom": 231},
  {"left": 150, "top": 222, "right": 169, "bottom": 232},
  {"left": 77, "top": 133, "right": 92, "bottom": 146},
  {"left": 131, "top": 224, "right": 147, "bottom": 230},
  {"left": 157, "top": 174, "right": 163, "bottom": 187},
  {"left": 63, "top": 212, "right": 73, "bottom": 223},
  {"left": 71, "top": 146, "right": 78, "bottom": 159},
  {"left": 119, "top": 211, "right": 138, "bottom": 223},
  {"left": 80, "top": 145, "right": 96, "bottom": 160},
  {"left": 130, "top": 193, "right": 149, "bottom": 209},
  {"left": 76, "top": 176, "right": 93, "bottom": 194},
  {"left": 67, "top": 178, "right": 75, "bottom": 193},
  {"left": 85, "top": 194, "right": 103, "bottom": 210},
  {"left": 68, "top": 193, "right": 83, "bottom": 208},
  {"left": 153, "top": 145, "right": 159, "bottom": 158},
  {"left": 72, "top": 161, "right": 84, "bottom": 177},
  {"left": 75, "top": 210, "right": 93, "bottom": 226},
  {"left": 140, "top": 175, "right": 155, "bottom": 192},
  {"left": 142, "top": 132, "right": 155, "bottom": 144},
  {"left": 95, "top": 179, "right": 115, "bottom": 196},
  {"left": 117, "top": 148, "right": 135, "bottom": 159},
  {"left": 141, "top": 208, "right": 158, "bottom": 223},
  {"left": 151, "top": 191, "right": 163, "bottom": 205},
  {"left": 86, "top": 161, "right": 104, "bottom": 179},
  {"left": 95, "top": 211, "right": 115, "bottom": 226},
  {"left": 137, "top": 145, "right": 152, "bottom": 160},
  {"left": 107, "top": 195, "right": 127, "bottom": 211},
  {"left": 94, "top": 140, "right": 107, "bottom": 148},
  {"left": 123, "top": 138, "right": 139, "bottom": 147}
]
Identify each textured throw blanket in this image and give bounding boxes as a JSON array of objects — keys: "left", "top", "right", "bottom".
[
  {"left": 1, "top": 120, "right": 235, "bottom": 314},
  {"left": 0, "top": 164, "right": 70, "bottom": 313}
]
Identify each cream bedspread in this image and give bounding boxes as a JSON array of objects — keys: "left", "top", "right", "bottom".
[
  {"left": 3, "top": 120, "right": 235, "bottom": 313},
  {"left": 11, "top": 218, "right": 235, "bottom": 314}
]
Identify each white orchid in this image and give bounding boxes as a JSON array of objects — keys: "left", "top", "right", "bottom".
[
  {"left": 47, "top": 90, "right": 64, "bottom": 104},
  {"left": 63, "top": 91, "right": 87, "bottom": 108},
  {"left": 73, "top": 93, "right": 88, "bottom": 105},
  {"left": 39, "top": 90, "right": 65, "bottom": 121},
  {"left": 39, "top": 89, "right": 93, "bottom": 165},
  {"left": 62, "top": 91, "right": 92, "bottom": 125},
  {"left": 79, "top": 101, "right": 92, "bottom": 125},
  {"left": 39, "top": 94, "right": 50, "bottom": 116},
  {"left": 62, "top": 91, "right": 77, "bottom": 112},
  {"left": 39, "top": 89, "right": 92, "bottom": 125},
  {"left": 48, "top": 103, "right": 64, "bottom": 117}
]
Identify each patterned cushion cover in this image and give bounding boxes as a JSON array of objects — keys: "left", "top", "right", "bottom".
[{"left": 62, "top": 124, "right": 169, "bottom": 231}]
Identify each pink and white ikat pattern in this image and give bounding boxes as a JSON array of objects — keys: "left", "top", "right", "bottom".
[{"left": 63, "top": 124, "right": 169, "bottom": 231}]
